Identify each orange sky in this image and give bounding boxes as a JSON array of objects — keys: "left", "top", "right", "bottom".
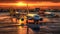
[
  {"left": 0, "top": 2, "right": 60, "bottom": 6},
  {"left": 0, "top": 1, "right": 60, "bottom": 9}
]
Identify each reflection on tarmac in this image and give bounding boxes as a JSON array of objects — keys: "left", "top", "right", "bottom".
[
  {"left": 0, "top": 23, "right": 60, "bottom": 34},
  {"left": 0, "top": 12, "right": 60, "bottom": 34},
  {"left": 0, "top": 25, "right": 47, "bottom": 34}
]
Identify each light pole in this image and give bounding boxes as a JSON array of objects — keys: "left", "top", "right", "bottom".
[
  {"left": 26, "top": 1, "right": 29, "bottom": 34},
  {"left": 9, "top": 8, "right": 14, "bottom": 23}
]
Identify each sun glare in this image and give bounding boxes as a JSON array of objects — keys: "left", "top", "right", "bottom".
[{"left": 16, "top": 2, "right": 27, "bottom": 6}]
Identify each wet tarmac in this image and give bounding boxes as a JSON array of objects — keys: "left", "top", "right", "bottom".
[
  {"left": 0, "top": 12, "right": 60, "bottom": 34},
  {"left": 0, "top": 23, "right": 60, "bottom": 34}
]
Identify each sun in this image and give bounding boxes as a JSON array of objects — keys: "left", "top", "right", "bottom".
[{"left": 16, "top": 2, "right": 27, "bottom": 6}]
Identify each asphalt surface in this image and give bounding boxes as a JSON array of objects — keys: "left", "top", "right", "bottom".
[{"left": 0, "top": 12, "right": 60, "bottom": 34}]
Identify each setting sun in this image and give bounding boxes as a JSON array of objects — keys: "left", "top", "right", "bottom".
[{"left": 16, "top": 2, "right": 27, "bottom": 6}]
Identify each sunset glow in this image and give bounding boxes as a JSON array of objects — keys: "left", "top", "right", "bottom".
[
  {"left": 0, "top": 2, "right": 60, "bottom": 7},
  {"left": 16, "top": 2, "right": 27, "bottom": 6}
]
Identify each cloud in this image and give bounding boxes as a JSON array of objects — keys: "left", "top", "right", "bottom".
[
  {"left": 0, "top": 0, "right": 18, "bottom": 3},
  {"left": 26, "top": 0, "right": 60, "bottom": 2},
  {"left": 0, "top": 0, "right": 60, "bottom": 3}
]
